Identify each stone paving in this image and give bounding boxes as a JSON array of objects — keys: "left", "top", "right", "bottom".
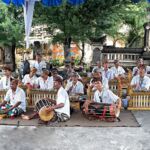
[{"left": 0, "top": 111, "right": 149, "bottom": 150}]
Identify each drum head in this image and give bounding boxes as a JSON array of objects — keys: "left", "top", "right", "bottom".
[{"left": 39, "top": 107, "right": 54, "bottom": 122}]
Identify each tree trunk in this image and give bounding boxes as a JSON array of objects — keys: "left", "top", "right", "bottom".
[
  {"left": 11, "top": 43, "right": 16, "bottom": 71},
  {"left": 64, "top": 37, "right": 72, "bottom": 61},
  {"left": 79, "top": 42, "right": 85, "bottom": 64},
  {"left": 113, "top": 39, "right": 119, "bottom": 47},
  {"left": 4, "top": 43, "right": 16, "bottom": 71}
]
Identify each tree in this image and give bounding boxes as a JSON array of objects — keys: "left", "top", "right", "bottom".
[
  {"left": 0, "top": 1, "right": 24, "bottom": 70},
  {"left": 33, "top": 0, "right": 132, "bottom": 61},
  {"left": 121, "top": 1, "right": 149, "bottom": 47}
]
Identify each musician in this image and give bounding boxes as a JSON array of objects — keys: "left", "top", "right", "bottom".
[
  {"left": 0, "top": 65, "right": 12, "bottom": 90},
  {"left": 131, "top": 66, "right": 150, "bottom": 91},
  {"left": 50, "top": 68, "right": 63, "bottom": 80},
  {"left": 48, "top": 68, "right": 63, "bottom": 88},
  {"left": 132, "top": 58, "right": 150, "bottom": 77},
  {"left": 0, "top": 78, "right": 26, "bottom": 117},
  {"left": 36, "top": 69, "right": 53, "bottom": 90},
  {"left": 22, "top": 76, "right": 70, "bottom": 122},
  {"left": 92, "top": 61, "right": 103, "bottom": 73},
  {"left": 65, "top": 72, "right": 84, "bottom": 95},
  {"left": 45, "top": 76, "right": 70, "bottom": 121},
  {"left": 31, "top": 53, "right": 46, "bottom": 77},
  {"left": 22, "top": 67, "right": 37, "bottom": 88},
  {"left": 61, "top": 64, "right": 74, "bottom": 80},
  {"left": 132, "top": 58, "right": 144, "bottom": 76},
  {"left": 90, "top": 68, "right": 109, "bottom": 90},
  {"left": 101, "top": 61, "right": 113, "bottom": 81},
  {"left": 111, "top": 59, "right": 125, "bottom": 79},
  {"left": 83, "top": 80, "right": 121, "bottom": 114}
]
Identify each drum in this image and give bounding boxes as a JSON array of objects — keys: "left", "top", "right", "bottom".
[
  {"left": 69, "top": 95, "right": 80, "bottom": 102},
  {"left": 35, "top": 99, "right": 54, "bottom": 122},
  {"left": 83, "top": 102, "right": 120, "bottom": 121},
  {"left": 69, "top": 95, "right": 87, "bottom": 110}
]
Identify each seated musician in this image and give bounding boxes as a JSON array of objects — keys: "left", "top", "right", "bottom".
[
  {"left": 83, "top": 79, "right": 121, "bottom": 114},
  {"left": 92, "top": 61, "right": 103, "bottom": 73},
  {"left": 65, "top": 72, "right": 84, "bottom": 95},
  {"left": 101, "top": 60, "right": 113, "bottom": 81},
  {"left": 0, "top": 78, "right": 26, "bottom": 117},
  {"left": 61, "top": 64, "right": 74, "bottom": 80},
  {"left": 111, "top": 59, "right": 125, "bottom": 79},
  {"left": 22, "top": 67, "right": 37, "bottom": 88},
  {"left": 132, "top": 58, "right": 144, "bottom": 76},
  {"left": 50, "top": 68, "right": 63, "bottom": 81},
  {"left": 131, "top": 66, "right": 150, "bottom": 91},
  {"left": 90, "top": 68, "right": 109, "bottom": 90},
  {"left": 31, "top": 53, "right": 46, "bottom": 77},
  {"left": 22, "top": 76, "right": 70, "bottom": 122},
  {"left": 46, "top": 68, "right": 63, "bottom": 89},
  {"left": 35, "top": 69, "right": 53, "bottom": 90},
  {"left": 0, "top": 65, "right": 13, "bottom": 90},
  {"left": 132, "top": 58, "right": 150, "bottom": 77}
]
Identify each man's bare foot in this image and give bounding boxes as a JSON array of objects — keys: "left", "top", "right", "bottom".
[{"left": 21, "top": 114, "right": 30, "bottom": 120}]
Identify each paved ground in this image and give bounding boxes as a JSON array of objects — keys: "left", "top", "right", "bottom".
[{"left": 0, "top": 111, "right": 149, "bottom": 150}]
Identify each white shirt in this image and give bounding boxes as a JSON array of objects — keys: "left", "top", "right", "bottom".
[
  {"left": 32, "top": 60, "right": 46, "bottom": 76},
  {"left": 0, "top": 76, "right": 11, "bottom": 90},
  {"left": 4, "top": 87, "right": 26, "bottom": 112},
  {"left": 36, "top": 76, "right": 53, "bottom": 90},
  {"left": 22, "top": 74, "right": 37, "bottom": 86},
  {"left": 130, "top": 75, "right": 150, "bottom": 91},
  {"left": 94, "top": 89, "right": 119, "bottom": 104},
  {"left": 111, "top": 66, "right": 125, "bottom": 78},
  {"left": 102, "top": 69, "right": 113, "bottom": 81},
  {"left": 65, "top": 80, "right": 84, "bottom": 94},
  {"left": 55, "top": 87, "right": 70, "bottom": 117}
]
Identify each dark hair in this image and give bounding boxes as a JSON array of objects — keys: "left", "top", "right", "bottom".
[
  {"left": 93, "top": 68, "right": 102, "bottom": 74},
  {"left": 10, "top": 78, "right": 19, "bottom": 84},
  {"left": 51, "top": 68, "right": 58, "bottom": 73},
  {"left": 114, "top": 59, "right": 119, "bottom": 64},
  {"left": 70, "top": 72, "right": 79, "bottom": 77},
  {"left": 92, "top": 78, "right": 101, "bottom": 83},
  {"left": 42, "top": 69, "right": 49, "bottom": 75},
  {"left": 3, "top": 65, "right": 12, "bottom": 72},
  {"left": 36, "top": 53, "right": 42, "bottom": 57},
  {"left": 54, "top": 76, "right": 63, "bottom": 84}
]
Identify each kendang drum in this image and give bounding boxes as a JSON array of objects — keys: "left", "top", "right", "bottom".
[
  {"left": 82, "top": 102, "right": 120, "bottom": 122},
  {"left": 35, "top": 99, "right": 54, "bottom": 122}
]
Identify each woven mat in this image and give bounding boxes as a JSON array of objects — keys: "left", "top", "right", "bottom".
[{"left": 0, "top": 110, "right": 140, "bottom": 127}]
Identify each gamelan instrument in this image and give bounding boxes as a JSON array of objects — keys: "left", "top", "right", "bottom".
[
  {"left": 35, "top": 99, "right": 54, "bottom": 122},
  {"left": 82, "top": 102, "right": 120, "bottom": 121}
]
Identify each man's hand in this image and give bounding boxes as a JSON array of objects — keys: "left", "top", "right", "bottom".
[
  {"left": 83, "top": 100, "right": 91, "bottom": 114},
  {"left": 3, "top": 109, "right": 9, "bottom": 114},
  {"left": 136, "top": 83, "right": 140, "bottom": 89},
  {"left": 117, "top": 103, "right": 121, "bottom": 109},
  {"left": 45, "top": 106, "right": 54, "bottom": 113}
]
